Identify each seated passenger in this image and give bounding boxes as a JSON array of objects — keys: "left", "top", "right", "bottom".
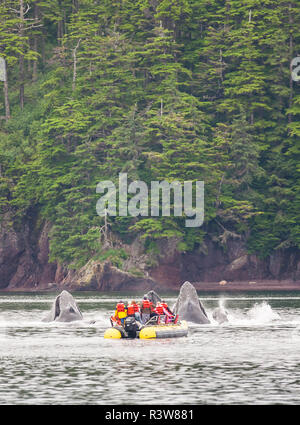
[
  {"left": 150, "top": 302, "right": 159, "bottom": 323},
  {"left": 127, "top": 300, "right": 142, "bottom": 324},
  {"left": 161, "top": 300, "right": 175, "bottom": 323},
  {"left": 156, "top": 301, "right": 175, "bottom": 324},
  {"left": 140, "top": 296, "right": 152, "bottom": 324},
  {"left": 161, "top": 300, "right": 173, "bottom": 315},
  {"left": 155, "top": 302, "right": 165, "bottom": 323},
  {"left": 114, "top": 301, "right": 127, "bottom": 326}
]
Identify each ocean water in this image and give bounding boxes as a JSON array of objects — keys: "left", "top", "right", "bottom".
[{"left": 0, "top": 290, "right": 300, "bottom": 405}]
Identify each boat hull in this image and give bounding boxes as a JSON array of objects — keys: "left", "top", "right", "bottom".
[
  {"left": 104, "top": 327, "right": 123, "bottom": 339},
  {"left": 104, "top": 321, "right": 188, "bottom": 339},
  {"left": 139, "top": 321, "right": 188, "bottom": 339}
]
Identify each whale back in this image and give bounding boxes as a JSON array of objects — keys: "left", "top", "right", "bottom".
[
  {"left": 43, "top": 290, "right": 83, "bottom": 322},
  {"left": 173, "top": 281, "right": 210, "bottom": 324},
  {"left": 212, "top": 307, "right": 229, "bottom": 324},
  {"left": 145, "top": 290, "right": 161, "bottom": 306}
]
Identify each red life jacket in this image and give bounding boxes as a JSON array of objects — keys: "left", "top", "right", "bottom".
[
  {"left": 142, "top": 300, "right": 151, "bottom": 309},
  {"left": 155, "top": 305, "right": 164, "bottom": 315},
  {"left": 127, "top": 305, "right": 135, "bottom": 316},
  {"left": 161, "top": 302, "right": 168, "bottom": 310},
  {"left": 133, "top": 303, "right": 139, "bottom": 313},
  {"left": 116, "top": 303, "right": 125, "bottom": 312}
]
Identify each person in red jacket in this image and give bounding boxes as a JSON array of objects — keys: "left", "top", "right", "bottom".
[
  {"left": 113, "top": 301, "right": 127, "bottom": 326},
  {"left": 127, "top": 300, "right": 142, "bottom": 323},
  {"left": 156, "top": 301, "right": 175, "bottom": 324},
  {"left": 161, "top": 300, "right": 174, "bottom": 316},
  {"left": 140, "top": 296, "right": 152, "bottom": 324},
  {"left": 155, "top": 302, "right": 164, "bottom": 315}
]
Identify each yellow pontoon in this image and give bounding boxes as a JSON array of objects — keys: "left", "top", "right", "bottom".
[{"left": 104, "top": 316, "right": 188, "bottom": 339}]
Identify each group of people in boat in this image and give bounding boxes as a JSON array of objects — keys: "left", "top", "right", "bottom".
[{"left": 111, "top": 295, "right": 178, "bottom": 327}]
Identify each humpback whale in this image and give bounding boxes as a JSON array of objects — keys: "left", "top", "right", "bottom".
[
  {"left": 173, "top": 281, "right": 210, "bottom": 324},
  {"left": 145, "top": 290, "right": 161, "bottom": 306},
  {"left": 212, "top": 307, "right": 229, "bottom": 324},
  {"left": 43, "top": 290, "right": 83, "bottom": 322}
]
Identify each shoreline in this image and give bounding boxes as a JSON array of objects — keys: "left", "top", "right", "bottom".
[
  {"left": 1, "top": 279, "right": 300, "bottom": 293},
  {"left": 191, "top": 279, "right": 300, "bottom": 292}
]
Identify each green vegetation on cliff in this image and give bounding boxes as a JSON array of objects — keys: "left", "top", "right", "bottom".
[{"left": 0, "top": 0, "right": 300, "bottom": 269}]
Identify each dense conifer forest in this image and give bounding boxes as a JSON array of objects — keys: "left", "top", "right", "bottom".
[{"left": 1, "top": 0, "right": 300, "bottom": 272}]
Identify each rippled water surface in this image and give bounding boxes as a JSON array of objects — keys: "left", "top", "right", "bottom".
[{"left": 1, "top": 290, "right": 300, "bottom": 404}]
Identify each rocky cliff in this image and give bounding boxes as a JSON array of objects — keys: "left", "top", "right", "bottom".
[
  {"left": 1, "top": 217, "right": 300, "bottom": 291},
  {"left": 0, "top": 216, "right": 56, "bottom": 289}
]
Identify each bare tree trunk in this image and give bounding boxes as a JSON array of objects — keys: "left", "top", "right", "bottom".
[
  {"left": 72, "top": 0, "right": 79, "bottom": 12},
  {"left": 41, "top": 30, "right": 46, "bottom": 65},
  {"left": 3, "top": 63, "right": 10, "bottom": 121},
  {"left": 215, "top": 173, "right": 225, "bottom": 208},
  {"left": 32, "top": 2, "right": 39, "bottom": 82},
  {"left": 57, "top": 0, "right": 64, "bottom": 46},
  {"left": 288, "top": 3, "right": 293, "bottom": 124},
  {"left": 219, "top": 49, "right": 223, "bottom": 82},
  {"left": 224, "top": 0, "right": 230, "bottom": 31},
  {"left": 19, "top": 0, "right": 25, "bottom": 110},
  {"left": 19, "top": 54, "right": 24, "bottom": 109},
  {"left": 57, "top": 20, "right": 63, "bottom": 44},
  {"left": 27, "top": 39, "right": 32, "bottom": 73},
  {"left": 72, "top": 39, "right": 81, "bottom": 91}
]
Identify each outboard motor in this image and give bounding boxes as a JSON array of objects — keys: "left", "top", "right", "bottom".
[{"left": 124, "top": 317, "right": 138, "bottom": 338}]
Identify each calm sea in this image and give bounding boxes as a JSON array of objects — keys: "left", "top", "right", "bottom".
[{"left": 0, "top": 290, "right": 299, "bottom": 404}]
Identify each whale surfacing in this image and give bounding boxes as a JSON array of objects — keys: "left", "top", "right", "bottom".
[
  {"left": 173, "top": 281, "right": 210, "bottom": 324},
  {"left": 145, "top": 290, "right": 161, "bottom": 305},
  {"left": 43, "top": 290, "right": 83, "bottom": 322},
  {"left": 212, "top": 307, "right": 229, "bottom": 324}
]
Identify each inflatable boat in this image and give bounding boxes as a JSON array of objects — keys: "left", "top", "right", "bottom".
[{"left": 104, "top": 316, "right": 188, "bottom": 339}]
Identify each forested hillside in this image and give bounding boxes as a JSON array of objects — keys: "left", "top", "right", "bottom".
[{"left": 1, "top": 0, "right": 300, "bottom": 285}]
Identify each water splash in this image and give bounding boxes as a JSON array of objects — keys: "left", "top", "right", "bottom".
[
  {"left": 247, "top": 301, "right": 280, "bottom": 323},
  {"left": 208, "top": 301, "right": 281, "bottom": 326},
  {"left": 206, "top": 298, "right": 229, "bottom": 325},
  {"left": 218, "top": 297, "right": 226, "bottom": 310}
]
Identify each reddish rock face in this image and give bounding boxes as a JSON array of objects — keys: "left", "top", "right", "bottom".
[
  {"left": 0, "top": 222, "right": 21, "bottom": 287},
  {"left": 1, "top": 217, "right": 300, "bottom": 291},
  {"left": 61, "top": 260, "right": 157, "bottom": 292},
  {"left": 151, "top": 263, "right": 182, "bottom": 288},
  {"left": 0, "top": 217, "right": 57, "bottom": 289},
  {"left": 149, "top": 238, "right": 300, "bottom": 288}
]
